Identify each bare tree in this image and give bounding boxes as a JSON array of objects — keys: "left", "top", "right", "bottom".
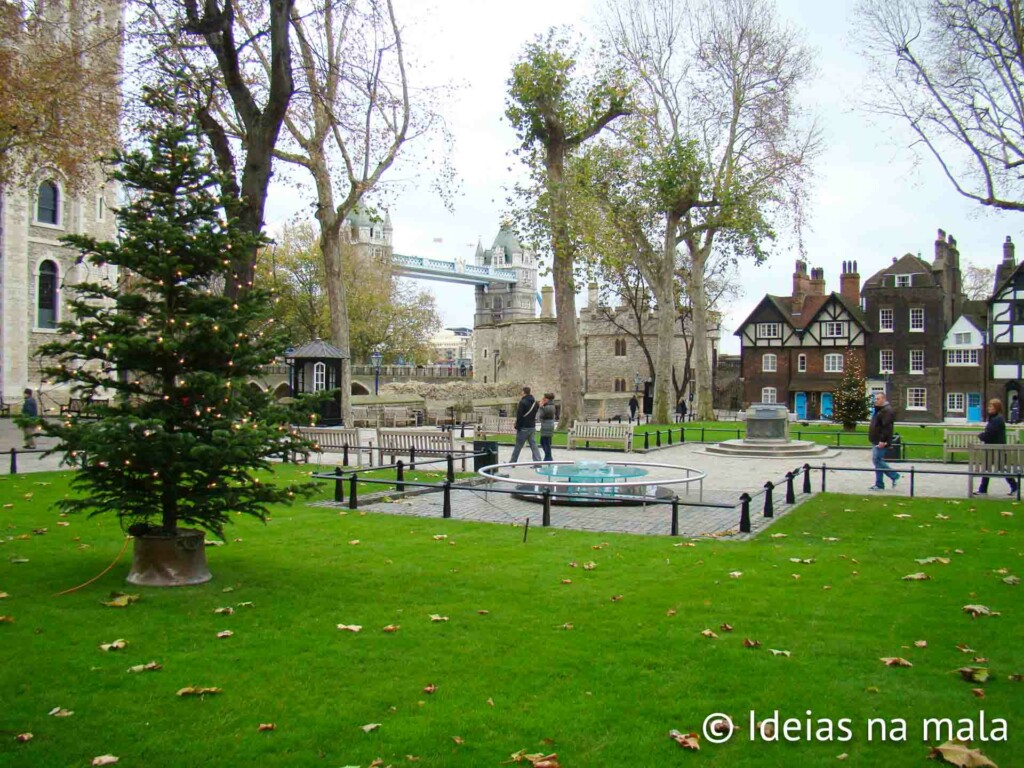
[
  {"left": 963, "top": 261, "right": 995, "bottom": 300},
  {"left": 857, "top": 0, "right": 1024, "bottom": 213},
  {"left": 606, "top": 0, "right": 820, "bottom": 420}
]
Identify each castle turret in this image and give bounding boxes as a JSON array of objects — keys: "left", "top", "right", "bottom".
[{"left": 473, "top": 223, "right": 538, "bottom": 326}]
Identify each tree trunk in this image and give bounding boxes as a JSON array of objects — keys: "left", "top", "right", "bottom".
[
  {"left": 318, "top": 209, "right": 352, "bottom": 425},
  {"left": 688, "top": 244, "right": 715, "bottom": 421},
  {"left": 546, "top": 145, "right": 583, "bottom": 424},
  {"left": 650, "top": 214, "right": 680, "bottom": 424}
]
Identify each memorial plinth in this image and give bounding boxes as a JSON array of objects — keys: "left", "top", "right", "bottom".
[{"left": 705, "top": 403, "right": 832, "bottom": 458}]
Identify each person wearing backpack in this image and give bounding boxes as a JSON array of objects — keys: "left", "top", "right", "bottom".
[{"left": 510, "top": 386, "right": 542, "bottom": 463}]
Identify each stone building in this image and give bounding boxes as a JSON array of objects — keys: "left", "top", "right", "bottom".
[{"left": 0, "top": 0, "right": 122, "bottom": 412}]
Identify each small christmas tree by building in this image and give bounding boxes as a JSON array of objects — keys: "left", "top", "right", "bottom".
[
  {"left": 41, "top": 88, "right": 315, "bottom": 586},
  {"left": 830, "top": 351, "right": 870, "bottom": 431}
]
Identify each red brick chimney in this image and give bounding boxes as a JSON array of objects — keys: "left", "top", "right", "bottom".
[
  {"left": 808, "top": 266, "right": 826, "bottom": 296},
  {"left": 791, "top": 259, "right": 809, "bottom": 315},
  {"left": 840, "top": 260, "right": 860, "bottom": 305}
]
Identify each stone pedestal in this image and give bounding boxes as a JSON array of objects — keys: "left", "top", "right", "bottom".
[{"left": 745, "top": 404, "right": 790, "bottom": 441}]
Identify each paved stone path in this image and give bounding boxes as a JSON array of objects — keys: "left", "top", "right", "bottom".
[{"left": 3, "top": 419, "right": 1004, "bottom": 538}]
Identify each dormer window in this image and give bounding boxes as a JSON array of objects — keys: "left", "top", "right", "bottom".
[{"left": 896, "top": 274, "right": 911, "bottom": 288}]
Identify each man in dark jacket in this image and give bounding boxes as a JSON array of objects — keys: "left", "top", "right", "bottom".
[
  {"left": 20, "top": 388, "right": 39, "bottom": 449},
  {"left": 628, "top": 394, "right": 639, "bottom": 423},
  {"left": 510, "top": 386, "right": 541, "bottom": 463},
  {"left": 868, "top": 393, "right": 900, "bottom": 490},
  {"left": 975, "top": 398, "right": 1018, "bottom": 495}
]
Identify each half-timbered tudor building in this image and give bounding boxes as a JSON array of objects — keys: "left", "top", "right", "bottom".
[
  {"left": 861, "top": 230, "right": 962, "bottom": 422},
  {"left": 986, "top": 236, "right": 1024, "bottom": 415},
  {"left": 736, "top": 260, "right": 869, "bottom": 419}
]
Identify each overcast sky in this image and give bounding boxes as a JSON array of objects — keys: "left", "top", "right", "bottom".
[{"left": 263, "top": 0, "right": 1022, "bottom": 355}]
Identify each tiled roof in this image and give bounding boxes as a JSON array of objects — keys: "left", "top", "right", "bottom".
[{"left": 286, "top": 338, "right": 348, "bottom": 360}]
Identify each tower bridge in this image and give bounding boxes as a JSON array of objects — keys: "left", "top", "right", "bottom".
[{"left": 391, "top": 253, "right": 517, "bottom": 285}]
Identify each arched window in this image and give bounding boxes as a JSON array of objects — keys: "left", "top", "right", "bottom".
[
  {"left": 37, "top": 181, "right": 59, "bottom": 225},
  {"left": 614, "top": 338, "right": 627, "bottom": 357},
  {"left": 37, "top": 260, "right": 59, "bottom": 329},
  {"left": 312, "top": 362, "right": 326, "bottom": 392}
]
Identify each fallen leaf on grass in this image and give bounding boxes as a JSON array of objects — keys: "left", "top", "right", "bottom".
[
  {"left": 823, "top": 537, "right": 840, "bottom": 542},
  {"left": 881, "top": 657, "right": 913, "bottom": 667},
  {"left": 611, "top": 595, "right": 623, "bottom": 602},
  {"left": 32, "top": 528, "right": 47, "bottom": 535},
  {"left": 560, "top": 579, "right": 572, "bottom": 584},
  {"left": 582, "top": 561, "right": 597, "bottom": 570},
  {"left": 348, "top": 539, "right": 360, "bottom": 546},
  {"left": 432, "top": 534, "right": 447, "bottom": 540},
  {"left": 452, "top": 736, "right": 465, "bottom": 745},
  {"left": 1008, "top": 674, "right": 1023, "bottom": 682},
  {"left": 237, "top": 601, "right": 254, "bottom": 608},
  {"left": 15, "top": 733, "right": 32, "bottom": 742},
  {"left": 487, "top": 697, "right": 495, "bottom": 707},
  {"left": 48, "top": 707, "right": 74, "bottom": 717},
  {"left": 700, "top": 628, "right": 718, "bottom": 639},
  {"left": 1000, "top": 510, "right": 1014, "bottom": 517},
  {"left": 668, "top": 730, "right": 700, "bottom": 750},
  {"left": 337, "top": 624, "right": 362, "bottom": 632},
  {"left": 666, "top": 608, "right": 677, "bottom": 617},
  {"left": 99, "top": 639, "right": 127, "bottom": 652},
  {"left": 56, "top": 521, "right": 70, "bottom": 527},
  {"left": 382, "top": 624, "right": 400, "bottom": 633},
  {"left": 791, "top": 574, "right": 801, "bottom": 580},
  {"left": 429, "top": 614, "right": 449, "bottom": 622},
  {"left": 963, "top": 605, "right": 1000, "bottom": 617},
  {"left": 927, "top": 740, "right": 998, "bottom": 767},
  {"left": 744, "top": 638, "right": 762, "bottom": 648},
  {"left": 560, "top": 623, "right": 574, "bottom": 631},
  {"left": 729, "top": 571, "right": 743, "bottom": 578},
  {"left": 257, "top": 723, "right": 276, "bottom": 732},
  {"left": 9, "top": 557, "right": 28, "bottom": 564},
  {"left": 214, "top": 606, "right": 234, "bottom": 615},
  {"left": 508, "top": 749, "right": 561, "bottom": 766},
  {"left": 971, "top": 688, "right": 985, "bottom": 698},
  {"left": 893, "top": 513, "right": 912, "bottom": 519},
  {"left": 903, "top": 572, "right": 931, "bottom": 581},
  {"left": 102, "top": 593, "right": 139, "bottom": 608},
  {"left": 720, "top": 623, "right": 734, "bottom": 632},
  {"left": 770, "top": 533, "right": 787, "bottom": 539},
  {"left": 916, "top": 557, "right": 951, "bottom": 565},
  {"left": 127, "top": 661, "right": 161, "bottom": 673},
  {"left": 790, "top": 557, "right": 815, "bottom": 564},
  {"left": 915, "top": 640, "right": 928, "bottom": 648},
  {"left": 768, "top": 649, "right": 791, "bottom": 656},
  {"left": 936, "top": 514, "right": 951, "bottom": 520},
  {"left": 957, "top": 667, "right": 990, "bottom": 684},
  {"left": 216, "top": 630, "right": 233, "bottom": 639},
  {"left": 1003, "top": 575, "right": 1021, "bottom": 586},
  {"left": 360, "top": 723, "right": 381, "bottom": 733},
  {"left": 837, "top": 754, "right": 849, "bottom": 761},
  {"left": 204, "top": 540, "right": 223, "bottom": 547},
  {"left": 0, "top": 615, "right": 13, "bottom": 623},
  {"left": 176, "top": 687, "right": 222, "bottom": 696},
  {"left": 91, "top": 756, "right": 119, "bottom": 766},
  {"left": 423, "top": 684, "right": 437, "bottom": 694},
  {"left": 0, "top": 592, "right": 8, "bottom": 599},
  {"left": 756, "top": 721, "right": 776, "bottom": 738}
]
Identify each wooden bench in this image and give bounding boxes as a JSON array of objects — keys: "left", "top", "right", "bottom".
[
  {"left": 382, "top": 406, "right": 415, "bottom": 427},
  {"left": 967, "top": 444, "right": 1024, "bottom": 496},
  {"left": 944, "top": 428, "right": 1020, "bottom": 462},
  {"left": 566, "top": 421, "right": 634, "bottom": 452},
  {"left": 295, "top": 427, "right": 370, "bottom": 466},
  {"left": 476, "top": 415, "right": 516, "bottom": 438},
  {"left": 59, "top": 397, "right": 109, "bottom": 417},
  {"left": 376, "top": 428, "right": 467, "bottom": 470},
  {"left": 350, "top": 406, "right": 380, "bottom": 427}
]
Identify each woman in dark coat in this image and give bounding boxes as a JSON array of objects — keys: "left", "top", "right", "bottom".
[{"left": 976, "top": 398, "right": 1019, "bottom": 495}]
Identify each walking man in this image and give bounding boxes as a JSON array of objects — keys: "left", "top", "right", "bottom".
[
  {"left": 628, "top": 393, "right": 639, "bottom": 423},
  {"left": 20, "top": 388, "right": 39, "bottom": 449},
  {"left": 868, "top": 392, "right": 900, "bottom": 490},
  {"left": 510, "top": 386, "right": 541, "bottom": 463}
]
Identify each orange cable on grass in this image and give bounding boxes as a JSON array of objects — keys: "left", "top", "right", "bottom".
[{"left": 55, "top": 536, "right": 132, "bottom": 596}]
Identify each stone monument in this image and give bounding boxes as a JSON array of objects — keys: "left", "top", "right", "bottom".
[{"left": 705, "top": 403, "right": 832, "bottom": 458}]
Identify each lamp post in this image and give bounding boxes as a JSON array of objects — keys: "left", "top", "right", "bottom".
[{"left": 371, "top": 350, "right": 383, "bottom": 396}]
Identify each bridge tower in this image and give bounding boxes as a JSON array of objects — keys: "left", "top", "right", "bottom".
[
  {"left": 346, "top": 207, "right": 393, "bottom": 262},
  {"left": 473, "top": 223, "right": 537, "bottom": 326}
]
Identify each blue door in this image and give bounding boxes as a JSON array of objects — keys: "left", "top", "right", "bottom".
[
  {"left": 967, "top": 393, "right": 982, "bottom": 422},
  {"left": 821, "top": 392, "right": 834, "bottom": 420},
  {"left": 794, "top": 392, "right": 807, "bottom": 419}
]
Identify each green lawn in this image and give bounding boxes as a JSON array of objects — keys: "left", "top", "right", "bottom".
[{"left": 0, "top": 470, "right": 1021, "bottom": 767}]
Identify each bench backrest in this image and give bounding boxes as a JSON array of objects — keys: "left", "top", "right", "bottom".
[
  {"left": 376, "top": 428, "right": 454, "bottom": 453},
  {"left": 296, "top": 427, "right": 362, "bottom": 450},
  {"left": 571, "top": 421, "right": 633, "bottom": 439},
  {"left": 478, "top": 415, "right": 516, "bottom": 432},
  {"left": 947, "top": 429, "right": 1020, "bottom": 447},
  {"left": 968, "top": 444, "right": 1024, "bottom": 473}
]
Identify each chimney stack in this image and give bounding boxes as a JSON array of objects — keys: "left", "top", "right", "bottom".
[
  {"left": 587, "top": 282, "right": 599, "bottom": 310},
  {"left": 541, "top": 286, "right": 554, "bottom": 318},
  {"left": 840, "top": 260, "right": 860, "bottom": 305},
  {"left": 791, "top": 259, "right": 809, "bottom": 315},
  {"left": 1004, "top": 235, "right": 1016, "bottom": 265},
  {"left": 995, "top": 235, "right": 1017, "bottom": 295},
  {"left": 934, "top": 227, "right": 949, "bottom": 267},
  {"left": 808, "top": 266, "right": 826, "bottom": 296}
]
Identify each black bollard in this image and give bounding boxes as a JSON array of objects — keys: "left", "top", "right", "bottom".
[
  {"left": 785, "top": 471, "right": 796, "bottom": 504},
  {"left": 442, "top": 481, "right": 452, "bottom": 518},
  {"left": 667, "top": 428, "right": 673, "bottom": 446},
  {"left": 342, "top": 443, "right": 350, "bottom": 467},
  {"left": 763, "top": 481, "right": 774, "bottom": 518},
  {"left": 656, "top": 430, "right": 662, "bottom": 448},
  {"left": 410, "top": 446, "right": 417, "bottom": 470},
  {"left": 671, "top": 496, "right": 679, "bottom": 536},
  {"left": 680, "top": 427, "right": 685, "bottom": 444},
  {"left": 739, "top": 493, "right": 752, "bottom": 533},
  {"left": 10, "top": 447, "right": 17, "bottom": 475},
  {"left": 348, "top": 473, "right": 358, "bottom": 510},
  {"left": 334, "top": 467, "right": 344, "bottom": 503},
  {"left": 446, "top": 452, "right": 455, "bottom": 482},
  {"left": 396, "top": 460, "right": 405, "bottom": 493},
  {"left": 644, "top": 432, "right": 650, "bottom": 450},
  {"left": 460, "top": 422, "right": 466, "bottom": 439},
  {"left": 820, "top": 463, "right": 827, "bottom": 493},
  {"left": 909, "top": 466, "right": 915, "bottom": 497},
  {"left": 542, "top": 489, "right": 551, "bottom": 527},
  {"left": 802, "top": 463, "right": 812, "bottom": 494}
]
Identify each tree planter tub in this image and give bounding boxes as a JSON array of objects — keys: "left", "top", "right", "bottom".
[{"left": 126, "top": 527, "right": 212, "bottom": 587}]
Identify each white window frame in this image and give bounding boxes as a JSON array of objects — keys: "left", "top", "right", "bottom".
[
  {"left": 896, "top": 274, "right": 911, "bottom": 288},
  {"left": 906, "top": 387, "right": 927, "bottom": 410},
  {"left": 879, "top": 349, "right": 894, "bottom": 373},
  {"left": 910, "top": 349, "right": 924, "bottom": 374},
  {"left": 945, "top": 349, "right": 979, "bottom": 366},
  {"left": 757, "top": 322, "right": 781, "bottom": 339},
  {"left": 947, "top": 393, "right": 965, "bottom": 412},
  {"left": 761, "top": 387, "right": 777, "bottom": 404},
  {"left": 824, "top": 353, "right": 844, "bottom": 373},
  {"left": 954, "top": 332, "right": 971, "bottom": 345},
  {"left": 762, "top": 353, "right": 777, "bottom": 372},
  {"left": 879, "top": 308, "right": 894, "bottom": 332},
  {"left": 797, "top": 354, "right": 807, "bottom": 373},
  {"left": 909, "top": 307, "right": 925, "bottom": 332},
  {"left": 312, "top": 362, "right": 326, "bottom": 392},
  {"left": 823, "top": 321, "right": 846, "bottom": 338}
]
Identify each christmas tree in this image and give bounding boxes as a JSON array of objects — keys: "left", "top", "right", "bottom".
[
  {"left": 41, "top": 89, "right": 315, "bottom": 540},
  {"left": 830, "top": 351, "right": 870, "bottom": 431}
]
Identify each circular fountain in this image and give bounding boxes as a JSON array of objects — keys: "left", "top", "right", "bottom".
[{"left": 478, "top": 459, "right": 705, "bottom": 506}]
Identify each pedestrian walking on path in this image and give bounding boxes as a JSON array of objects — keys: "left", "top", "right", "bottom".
[
  {"left": 19, "top": 389, "right": 39, "bottom": 449},
  {"left": 974, "top": 398, "right": 1018, "bottom": 496},
  {"left": 538, "top": 393, "right": 556, "bottom": 462},
  {"left": 868, "top": 392, "right": 900, "bottom": 490},
  {"left": 510, "top": 386, "right": 541, "bottom": 463}
]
